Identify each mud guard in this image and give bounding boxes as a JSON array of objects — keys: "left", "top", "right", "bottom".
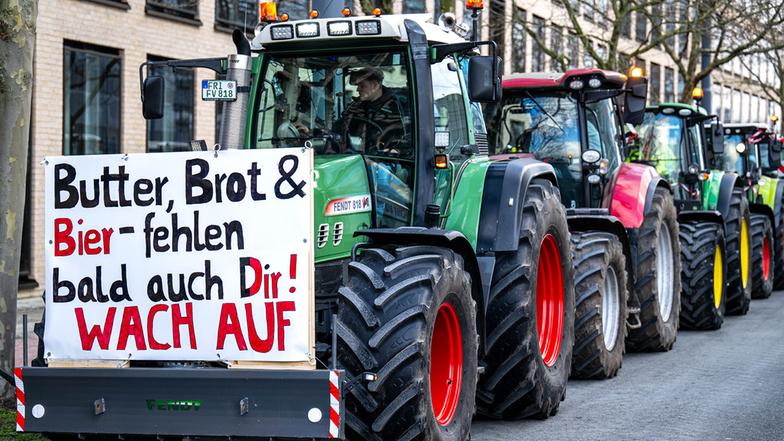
[
  {"left": 677, "top": 210, "right": 725, "bottom": 229},
  {"left": 749, "top": 202, "right": 776, "bottom": 228},
  {"left": 774, "top": 179, "right": 784, "bottom": 228},
  {"left": 716, "top": 173, "right": 741, "bottom": 221},
  {"left": 606, "top": 163, "right": 668, "bottom": 230},
  {"left": 354, "top": 227, "right": 487, "bottom": 355},
  {"left": 566, "top": 209, "right": 635, "bottom": 301}
]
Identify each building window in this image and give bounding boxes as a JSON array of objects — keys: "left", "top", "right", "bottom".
[
  {"left": 568, "top": 33, "right": 579, "bottom": 69},
  {"left": 621, "top": 12, "right": 631, "bottom": 38},
  {"left": 215, "top": 0, "right": 257, "bottom": 30},
  {"left": 583, "top": 41, "right": 594, "bottom": 68},
  {"left": 596, "top": 0, "right": 607, "bottom": 28},
  {"left": 596, "top": 43, "right": 607, "bottom": 64},
  {"left": 512, "top": 8, "right": 526, "bottom": 73},
  {"left": 551, "top": 25, "right": 564, "bottom": 71},
  {"left": 402, "top": 0, "right": 426, "bottom": 13},
  {"left": 664, "top": 67, "right": 674, "bottom": 102},
  {"left": 635, "top": 10, "right": 647, "bottom": 42},
  {"left": 649, "top": 62, "right": 661, "bottom": 105},
  {"left": 568, "top": 0, "right": 579, "bottom": 14},
  {"left": 722, "top": 86, "right": 732, "bottom": 122},
  {"left": 531, "top": 15, "right": 545, "bottom": 71},
  {"left": 583, "top": 0, "right": 594, "bottom": 22},
  {"left": 63, "top": 42, "right": 122, "bottom": 156},
  {"left": 146, "top": 0, "right": 199, "bottom": 22},
  {"left": 147, "top": 57, "right": 195, "bottom": 153}
]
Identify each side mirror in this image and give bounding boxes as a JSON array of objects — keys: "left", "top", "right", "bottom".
[
  {"left": 623, "top": 76, "right": 648, "bottom": 125},
  {"left": 468, "top": 55, "right": 502, "bottom": 103},
  {"left": 710, "top": 122, "right": 724, "bottom": 155},
  {"left": 142, "top": 76, "right": 165, "bottom": 119}
]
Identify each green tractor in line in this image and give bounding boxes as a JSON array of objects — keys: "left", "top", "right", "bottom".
[
  {"left": 486, "top": 68, "right": 681, "bottom": 380},
  {"left": 719, "top": 123, "right": 783, "bottom": 299},
  {"left": 24, "top": 12, "right": 578, "bottom": 441},
  {"left": 635, "top": 103, "right": 752, "bottom": 329}
]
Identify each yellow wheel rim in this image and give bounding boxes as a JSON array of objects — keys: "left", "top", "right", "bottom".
[
  {"left": 740, "top": 218, "right": 750, "bottom": 289},
  {"left": 713, "top": 245, "right": 723, "bottom": 309}
]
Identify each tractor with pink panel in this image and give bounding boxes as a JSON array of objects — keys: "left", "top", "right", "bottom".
[{"left": 486, "top": 68, "right": 681, "bottom": 379}]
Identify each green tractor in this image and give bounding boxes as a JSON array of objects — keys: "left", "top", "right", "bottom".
[
  {"left": 487, "top": 68, "right": 681, "bottom": 380},
  {"left": 720, "top": 124, "right": 782, "bottom": 299},
  {"left": 23, "top": 12, "right": 577, "bottom": 441},
  {"left": 635, "top": 103, "right": 751, "bottom": 329}
]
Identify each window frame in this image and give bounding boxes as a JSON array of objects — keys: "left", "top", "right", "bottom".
[
  {"left": 145, "top": 0, "right": 201, "bottom": 25},
  {"left": 62, "top": 40, "right": 123, "bottom": 156}
]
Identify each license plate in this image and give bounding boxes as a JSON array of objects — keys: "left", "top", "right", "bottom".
[{"left": 201, "top": 80, "right": 237, "bottom": 101}]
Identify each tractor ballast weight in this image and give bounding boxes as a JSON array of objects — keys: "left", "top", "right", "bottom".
[
  {"left": 488, "top": 68, "right": 681, "bottom": 380},
  {"left": 21, "top": 13, "right": 577, "bottom": 441}
]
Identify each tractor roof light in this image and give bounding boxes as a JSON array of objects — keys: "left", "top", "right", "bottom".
[
  {"left": 662, "top": 107, "right": 675, "bottom": 114},
  {"left": 327, "top": 20, "right": 352, "bottom": 36},
  {"left": 341, "top": 7, "right": 351, "bottom": 16},
  {"left": 372, "top": 7, "right": 382, "bottom": 16},
  {"left": 568, "top": 79, "right": 585, "bottom": 90},
  {"left": 692, "top": 87, "right": 704, "bottom": 100},
  {"left": 280, "top": 12, "right": 289, "bottom": 21},
  {"left": 270, "top": 24, "right": 294, "bottom": 40},
  {"left": 309, "top": 9, "right": 320, "bottom": 18},
  {"left": 434, "top": 154, "right": 449, "bottom": 169},
  {"left": 356, "top": 20, "right": 381, "bottom": 35},
  {"left": 259, "top": 1, "right": 278, "bottom": 22},
  {"left": 678, "top": 109, "right": 693, "bottom": 116},
  {"left": 630, "top": 66, "right": 644, "bottom": 78},
  {"left": 466, "top": 0, "right": 484, "bottom": 10},
  {"left": 771, "top": 114, "right": 780, "bottom": 123},
  {"left": 588, "top": 77, "right": 602, "bottom": 88},
  {"left": 296, "top": 22, "right": 320, "bottom": 38}
]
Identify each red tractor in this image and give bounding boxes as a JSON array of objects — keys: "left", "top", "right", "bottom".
[{"left": 486, "top": 68, "right": 681, "bottom": 379}]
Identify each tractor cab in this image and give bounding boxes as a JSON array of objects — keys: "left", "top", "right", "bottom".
[
  {"left": 722, "top": 124, "right": 772, "bottom": 189},
  {"left": 636, "top": 103, "right": 721, "bottom": 206},
  {"left": 487, "top": 68, "right": 647, "bottom": 209}
]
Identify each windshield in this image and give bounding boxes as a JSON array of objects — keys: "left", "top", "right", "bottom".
[
  {"left": 722, "top": 134, "right": 746, "bottom": 174},
  {"left": 494, "top": 93, "right": 582, "bottom": 207},
  {"left": 255, "top": 51, "right": 412, "bottom": 156},
  {"left": 758, "top": 141, "right": 771, "bottom": 170},
  {"left": 638, "top": 112, "right": 686, "bottom": 184},
  {"left": 254, "top": 51, "right": 415, "bottom": 227}
]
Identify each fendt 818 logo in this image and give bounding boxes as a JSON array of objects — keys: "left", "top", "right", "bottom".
[{"left": 146, "top": 399, "right": 202, "bottom": 411}]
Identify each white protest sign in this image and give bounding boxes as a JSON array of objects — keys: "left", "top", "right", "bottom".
[{"left": 44, "top": 148, "right": 314, "bottom": 364}]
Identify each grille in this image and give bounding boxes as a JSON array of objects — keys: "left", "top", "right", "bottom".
[
  {"left": 333, "top": 222, "right": 344, "bottom": 246},
  {"left": 317, "top": 223, "right": 329, "bottom": 248}
]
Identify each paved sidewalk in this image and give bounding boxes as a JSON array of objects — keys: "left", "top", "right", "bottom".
[{"left": 14, "top": 296, "right": 43, "bottom": 366}]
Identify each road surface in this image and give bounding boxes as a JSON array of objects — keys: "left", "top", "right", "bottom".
[{"left": 472, "top": 291, "right": 784, "bottom": 440}]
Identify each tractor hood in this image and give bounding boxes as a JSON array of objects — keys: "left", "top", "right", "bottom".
[{"left": 313, "top": 155, "right": 373, "bottom": 263}]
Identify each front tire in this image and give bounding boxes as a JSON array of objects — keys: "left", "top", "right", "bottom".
[
  {"left": 751, "top": 214, "right": 774, "bottom": 299},
  {"left": 679, "top": 221, "right": 726, "bottom": 330},
  {"left": 724, "top": 189, "right": 752, "bottom": 315},
  {"left": 337, "top": 245, "right": 478, "bottom": 441},
  {"left": 570, "top": 231, "right": 629, "bottom": 379},
  {"left": 477, "top": 179, "right": 575, "bottom": 420},
  {"left": 627, "top": 186, "right": 681, "bottom": 352}
]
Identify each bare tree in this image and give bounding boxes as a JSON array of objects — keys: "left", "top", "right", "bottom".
[
  {"left": 0, "top": 0, "right": 37, "bottom": 406},
  {"left": 740, "top": 46, "right": 784, "bottom": 132},
  {"left": 654, "top": 0, "right": 784, "bottom": 102}
]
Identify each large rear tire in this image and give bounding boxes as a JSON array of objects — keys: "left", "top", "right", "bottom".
[
  {"left": 570, "top": 231, "right": 629, "bottom": 379},
  {"left": 773, "top": 184, "right": 784, "bottom": 289},
  {"left": 678, "top": 221, "right": 726, "bottom": 330},
  {"left": 337, "top": 245, "right": 478, "bottom": 441},
  {"left": 751, "top": 214, "right": 774, "bottom": 299},
  {"left": 627, "top": 186, "right": 681, "bottom": 352},
  {"left": 724, "top": 189, "right": 752, "bottom": 315},
  {"left": 477, "top": 179, "right": 575, "bottom": 420}
]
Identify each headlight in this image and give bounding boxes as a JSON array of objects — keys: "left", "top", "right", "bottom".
[
  {"left": 270, "top": 24, "right": 294, "bottom": 40},
  {"left": 327, "top": 21, "right": 352, "bottom": 36},
  {"left": 296, "top": 22, "right": 320, "bottom": 38},
  {"left": 582, "top": 149, "right": 601, "bottom": 164},
  {"left": 736, "top": 143, "right": 746, "bottom": 154}
]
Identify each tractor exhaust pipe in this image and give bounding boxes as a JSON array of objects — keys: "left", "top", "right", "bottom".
[{"left": 218, "top": 30, "right": 252, "bottom": 149}]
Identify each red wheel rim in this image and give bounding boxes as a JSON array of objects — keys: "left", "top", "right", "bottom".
[
  {"left": 536, "top": 234, "right": 565, "bottom": 367},
  {"left": 763, "top": 234, "right": 771, "bottom": 281},
  {"left": 430, "top": 301, "right": 462, "bottom": 426}
]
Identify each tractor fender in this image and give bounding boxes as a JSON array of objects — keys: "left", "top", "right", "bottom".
[
  {"left": 749, "top": 202, "right": 776, "bottom": 228},
  {"left": 566, "top": 209, "right": 634, "bottom": 286},
  {"left": 476, "top": 158, "right": 558, "bottom": 254},
  {"left": 605, "top": 162, "right": 668, "bottom": 230},
  {"left": 677, "top": 210, "right": 725, "bottom": 231},
  {"left": 353, "top": 227, "right": 487, "bottom": 355},
  {"left": 775, "top": 179, "right": 784, "bottom": 228},
  {"left": 716, "top": 173, "right": 741, "bottom": 220}
]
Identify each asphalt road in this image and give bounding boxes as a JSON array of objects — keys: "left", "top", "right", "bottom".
[{"left": 471, "top": 291, "right": 784, "bottom": 441}]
